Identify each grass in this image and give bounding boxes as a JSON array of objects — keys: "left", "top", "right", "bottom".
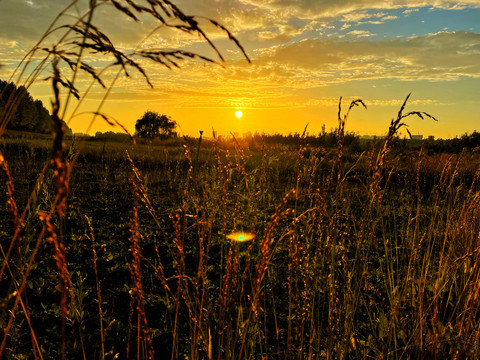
[
  {"left": 1, "top": 1, "right": 480, "bottom": 359},
  {"left": 2, "top": 129, "right": 480, "bottom": 359}
]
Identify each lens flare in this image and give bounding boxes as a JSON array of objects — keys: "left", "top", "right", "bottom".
[{"left": 226, "top": 231, "right": 255, "bottom": 242}]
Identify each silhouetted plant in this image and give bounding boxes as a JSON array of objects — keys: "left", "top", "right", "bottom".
[{"left": 135, "top": 111, "right": 177, "bottom": 140}]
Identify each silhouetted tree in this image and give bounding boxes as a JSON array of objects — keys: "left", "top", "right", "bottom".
[
  {"left": 135, "top": 111, "right": 177, "bottom": 139},
  {"left": 0, "top": 80, "right": 71, "bottom": 134}
]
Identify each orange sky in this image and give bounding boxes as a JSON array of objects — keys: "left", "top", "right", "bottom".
[{"left": 1, "top": 1, "right": 479, "bottom": 139}]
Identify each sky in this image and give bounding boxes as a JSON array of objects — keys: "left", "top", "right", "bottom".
[{"left": 0, "top": 0, "right": 479, "bottom": 138}]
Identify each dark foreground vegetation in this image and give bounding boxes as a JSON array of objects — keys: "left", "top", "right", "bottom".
[
  {"left": 1, "top": 1, "right": 480, "bottom": 359},
  {"left": 2, "top": 123, "right": 480, "bottom": 359}
]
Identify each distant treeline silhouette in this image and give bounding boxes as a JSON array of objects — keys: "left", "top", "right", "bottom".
[
  {"left": 0, "top": 80, "right": 71, "bottom": 134},
  {"left": 78, "top": 128, "right": 480, "bottom": 154}
]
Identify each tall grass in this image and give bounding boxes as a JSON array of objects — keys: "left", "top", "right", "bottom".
[
  {"left": 2, "top": 1, "right": 480, "bottom": 360},
  {"left": 3, "top": 112, "right": 480, "bottom": 359}
]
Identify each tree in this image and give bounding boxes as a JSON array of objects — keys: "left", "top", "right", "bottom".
[
  {"left": 135, "top": 111, "right": 177, "bottom": 139},
  {"left": 0, "top": 80, "right": 71, "bottom": 134}
]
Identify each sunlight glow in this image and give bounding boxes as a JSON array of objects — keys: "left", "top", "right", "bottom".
[
  {"left": 226, "top": 231, "right": 255, "bottom": 242},
  {"left": 235, "top": 110, "right": 243, "bottom": 118}
]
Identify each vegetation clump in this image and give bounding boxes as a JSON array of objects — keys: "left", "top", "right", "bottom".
[
  {"left": 135, "top": 111, "right": 177, "bottom": 140},
  {"left": 0, "top": 80, "right": 71, "bottom": 135}
]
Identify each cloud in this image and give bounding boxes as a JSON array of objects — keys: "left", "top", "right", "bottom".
[
  {"left": 403, "top": 8, "right": 420, "bottom": 15},
  {"left": 2, "top": 0, "right": 479, "bottom": 69},
  {"left": 130, "top": 30, "right": 479, "bottom": 109},
  {"left": 346, "top": 30, "right": 374, "bottom": 37},
  {"left": 1, "top": 0, "right": 479, "bottom": 120},
  {"left": 380, "top": 15, "right": 398, "bottom": 21},
  {"left": 258, "top": 24, "right": 311, "bottom": 42},
  {"left": 0, "top": 38, "right": 18, "bottom": 49},
  {"left": 0, "top": 0, "right": 67, "bottom": 41},
  {"left": 252, "top": 31, "right": 480, "bottom": 82},
  {"left": 238, "top": 0, "right": 480, "bottom": 19},
  {"left": 341, "top": 10, "right": 386, "bottom": 22}
]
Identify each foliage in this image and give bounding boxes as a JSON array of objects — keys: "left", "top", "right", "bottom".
[
  {"left": 135, "top": 111, "right": 177, "bottom": 139},
  {"left": 94, "top": 130, "right": 132, "bottom": 142},
  {"left": 0, "top": 80, "right": 69, "bottom": 134}
]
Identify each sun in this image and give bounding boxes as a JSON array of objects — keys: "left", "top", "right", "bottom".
[
  {"left": 235, "top": 110, "right": 243, "bottom": 118},
  {"left": 226, "top": 231, "right": 255, "bottom": 242}
]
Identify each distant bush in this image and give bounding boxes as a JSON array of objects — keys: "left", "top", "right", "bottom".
[{"left": 92, "top": 131, "right": 132, "bottom": 142}]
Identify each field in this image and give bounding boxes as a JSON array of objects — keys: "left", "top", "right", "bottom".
[
  {"left": 1, "top": 1, "right": 480, "bottom": 359},
  {"left": 1, "top": 126, "right": 480, "bottom": 360}
]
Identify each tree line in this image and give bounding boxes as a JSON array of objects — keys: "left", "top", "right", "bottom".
[
  {"left": 3, "top": 79, "right": 480, "bottom": 154},
  {"left": 0, "top": 80, "right": 55, "bottom": 133},
  {"left": 1, "top": 80, "right": 175, "bottom": 139}
]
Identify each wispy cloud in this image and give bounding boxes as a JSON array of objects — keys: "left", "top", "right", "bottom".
[
  {"left": 403, "top": 8, "right": 420, "bottom": 15},
  {"left": 237, "top": 0, "right": 480, "bottom": 18},
  {"left": 345, "top": 30, "right": 374, "bottom": 37},
  {"left": 116, "top": 30, "right": 479, "bottom": 109},
  {"left": 250, "top": 31, "right": 480, "bottom": 81}
]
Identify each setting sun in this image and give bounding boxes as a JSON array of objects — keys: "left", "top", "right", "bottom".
[
  {"left": 226, "top": 231, "right": 255, "bottom": 242},
  {"left": 235, "top": 110, "right": 243, "bottom": 118}
]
